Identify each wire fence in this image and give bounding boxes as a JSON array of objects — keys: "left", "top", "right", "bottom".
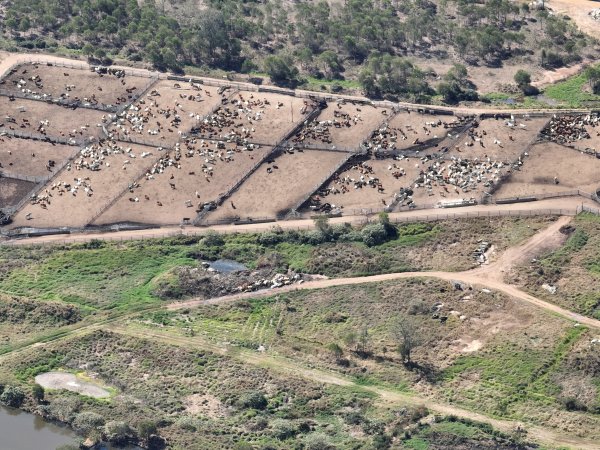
[{"left": 4, "top": 204, "right": 598, "bottom": 247}]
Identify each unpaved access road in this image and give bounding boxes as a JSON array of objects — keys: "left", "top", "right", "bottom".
[{"left": 2, "top": 196, "right": 596, "bottom": 247}]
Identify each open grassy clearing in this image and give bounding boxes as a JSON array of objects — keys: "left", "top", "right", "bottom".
[
  {"left": 0, "top": 216, "right": 553, "bottom": 308},
  {"left": 131, "top": 276, "right": 600, "bottom": 441},
  {"left": 0, "top": 330, "right": 533, "bottom": 450},
  {"left": 507, "top": 213, "right": 600, "bottom": 318}
]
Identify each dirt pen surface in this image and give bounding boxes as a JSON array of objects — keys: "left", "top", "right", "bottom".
[
  {"left": 35, "top": 372, "right": 110, "bottom": 399},
  {"left": 96, "top": 143, "right": 274, "bottom": 226},
  {"left": 206, "top": 149, "right": 350, "bottom": 222},
  {"left": 494, "top": 142, "right": 600, "bottom": 199},
  {"left": 447, "top": 116, "right": 549, "bottom": 161},
  {"left": 1, "top": 62, "right": 148, "bottom": 108},
  {"left": 0, "top": 177, "right": 34, "bottom": 207},
  {"left": 314, "top": 157, "right": 424, "bottom": 213},
  {"left": 0, "top": 96, "right": 106, "bottom": 141},
  {"left": 10, "top": 141, "right": 155, "bottom": 229},
  {"left": 375, "top": 111, "right": 460, "bottom": 152},
  {"left": 109, "top": 80, "right": 224, "bottom": 147},
  {"left": 195, "top": 92, "right": 312, "bottom": 146},
  {"left": 0, "top": 137, "right": 75, "bottom": 178},
  {"left": 289, "top": 102, "right": 388, "bottom": 150}
]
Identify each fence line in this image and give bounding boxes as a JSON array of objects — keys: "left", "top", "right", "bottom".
[{"left": 4, "top": 204, "right": 598, "bottom": 247}]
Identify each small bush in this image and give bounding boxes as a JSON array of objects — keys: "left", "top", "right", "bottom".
[
  {"left": 361, "top": 223, "right": 388, "bottom": 247},
  {"left": 0, "top": 385, "right": 25, "bottom": 407},
  {"left": 270, "top": 418, "right": 297, "bottom": 440},
  {"left": 237, "top": 391, "right": 268, "bottom": 410}
]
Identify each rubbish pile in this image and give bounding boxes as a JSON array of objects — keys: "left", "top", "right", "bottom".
[
  {"left": 472, "top": 241, "right": 491, "bottom": 264},
  {"left": 156, "top": 265, "right": 308, "bottom": 300},
  {"left": 589, "top": 9, "right": 600, "bottom": 21}
]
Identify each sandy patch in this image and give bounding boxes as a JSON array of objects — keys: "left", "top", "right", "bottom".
[{"left": 35, "top": 372, "right": 111, "bottom": 399}]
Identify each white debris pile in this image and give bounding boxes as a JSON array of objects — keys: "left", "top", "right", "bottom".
[
  {"left": 238, "top": 272, "right": 304, "bottom": 292},
  {"left": 589, "top": 9, "right": 600, "bottom": 21}
]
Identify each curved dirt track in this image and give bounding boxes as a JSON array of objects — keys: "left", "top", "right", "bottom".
[{"left": 167, "top": 214, "right": 600, "bottom": 332}]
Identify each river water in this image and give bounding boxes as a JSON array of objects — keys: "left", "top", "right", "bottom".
[
  {"left": 0, "top": 405, "right": 78, "bottom": 449},
  {"left": 0, "top": 405, "right": 144, "bottom": 450}
]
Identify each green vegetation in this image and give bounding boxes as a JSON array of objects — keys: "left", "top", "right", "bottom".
[
  {"left": 543, "top": 65, "right": 600, "bottom": 107},
  {"left": 512, "top": 213, "right": 600, "bottom": 318}
]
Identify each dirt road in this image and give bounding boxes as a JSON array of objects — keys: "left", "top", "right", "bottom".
[
  {"left": 2, "top": 196, "right": 595, "bottom": 247},
  {"left": 166, "top": 214, "right": 600, "bottom": 330}
]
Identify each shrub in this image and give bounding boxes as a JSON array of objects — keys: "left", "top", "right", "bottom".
[
  {"left": 0, "top": 385, "right": 25, "bottom": 407},
  {"left": 270, "top": 418, "right": 297, "bottom": 440},
  {"left": 73, "top": 411, "right": 105, "bottom": 434},
  {"left": 303, "top": 432, "right": 333, "bottom": 450},
  {"left": 361, "top": 223, "right": 388, "bottom": 247},
  {"left": 237, "top": 391, "right": 268, "bottom": 410},
  {"left": 104, "top": 420, "right": 136, "bottom": 445},
  {"left": 202, "top": 232, "right": 224, "bottom": 247}
]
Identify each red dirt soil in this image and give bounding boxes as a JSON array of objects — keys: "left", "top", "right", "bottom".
[
  {"left": 206, "top": 149, "right": 351, "bottom": 222},
  {"left": 0, "top": 137, "right": 75, "bottom": 178},
  {"left": 494, "top": 141, "right": 600, "bottom": 199},
  {"left": 1, "top": 63, "right": 149, "bottom": 108}
]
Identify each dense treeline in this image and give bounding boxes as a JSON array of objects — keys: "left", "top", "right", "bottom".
[{"left": 0, "top": 0, "right": 595, "bottom": 102}]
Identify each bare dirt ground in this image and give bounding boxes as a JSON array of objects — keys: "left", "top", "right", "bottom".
[
  {"left": 547, "top": 0, "right": 600, "bottom": 40},
  {"left": 289, "top": 102, "right": 388, "bottom": 150},
  {"left": 195, "top": 92, "right": 311, "bottom": 146},
  {"left": 314, "top": 157, "right": 424, "bottom": 213},
  {"left": 0, "top": 137, "right": 75, "bottom": 178},
  {"left": 0, "top": 177, "right": 34, "bottom": 207},
  {"left": 10, "top": 142, "right": 155, "bottom": 229},
  {"left": 495, "top": 142, "right": 600, "bottom": 198},
  {"left": 0, "top": 96, "right": 105, "bottom": 141},
  {"left": 447, "top": 116, "right": 549, "bottom": 161},
  {"left": 206, "top": 149, "right": 351, "bottom": 221},
  {"left": 35, "top": 371, "right": 110, "bottom": 398},
  {"left": 379, "top": 111, "right": 458, "bottom": 152},
  {"left": 96, "top": 144, "right": 273, "bottom": 226},
  {"left": 109, "top": 80, "right": 224, "bottom": 146},
  {"left": 1, "top": 63, "right": 148, "bottom": 108}
]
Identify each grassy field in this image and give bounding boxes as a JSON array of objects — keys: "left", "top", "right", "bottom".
[
  {"left": 0, "top": 329, "right": 536, "bottom": 450},
  {"left": 128, "top": 276, "right": 600, "bottom": 441},
  {"left": 508, "top": 213, "right": 600, "bottom": 318},
  {"left": 543, "top": 69, "right": 600, "bottom": 108}
]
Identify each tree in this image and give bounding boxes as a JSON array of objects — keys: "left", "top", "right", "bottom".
[
  {"left": 0, "top": 385, "right": 25, "bottom": 407},
  {"left": 264, "top": 55, "right": 299, "bottom": 85},
  {"left": 514, "top": 69, "right": 531, "bottom": 88},
  {"left": 584, "top": 66, "right": 600, "bottom": 94},
  {"left": 32, "top": 384, "right": 44, "bottom": 403},
  {"left": 394, "top": 316, "right": 423, "bottom": 366},
  {"left": 327, "top": 342, "right": 344, "bottom": 361},
  {"left": 137, "top": 419, "right": 158, "bottom": 442}
]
